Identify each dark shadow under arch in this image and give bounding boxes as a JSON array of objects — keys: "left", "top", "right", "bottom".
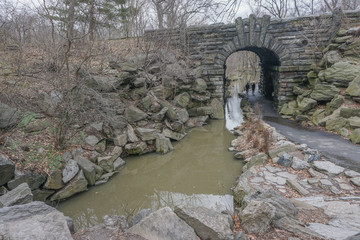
[{"left": 223, "top": 47, "right": 281, "bottom": 105}]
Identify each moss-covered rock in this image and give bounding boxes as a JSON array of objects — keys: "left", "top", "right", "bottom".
[
  {"left": 173, "top": 92, "right": 191, "bottom": 108},
  {"left": 298, "top": 98, "right": 317, "bottom": 113},
  {"left": 343, "top": 40, "right": 360, "bottom": 57},
  {"left": 318, "top": 62, "right": 360, "bottom": 87},
  {"left": 350, "top": 129, "right": 360, "bottom": 144},
  {"left": 125, "top": 106, "right": 148, "bottom": 122},
  {"left": 349, "top": 117, "right": 360, "bottom": 129},
  {"left": 326, "top": 95, "right": 343, "bottom": 115},
  {"left": 345, "top": 76, "right": 360, "bottom": 97},
  {"left": 125, "top": 142, "right": 147, "bottom": 155},
  {"left": 339, "top": 128, "right": 349, "bottom": 138},
  {"left": 310, "top": 83, "right": 340, "bottom": 101},
  {"left": 340, "top": 108, "right": 360, "bottom": 118},
  {"left": 325, "top": 117, "right": 349, "bottom": 133},
  {"left": 312, "top": 109, "right": 326, "bottom": 126},
  {"left": 321, "top": 50, "right": 342, "bottom": 67},
  {"left": 280, "top": 101, "right": 298, "bottom": 116},
  {"left": 50, "top": 170, "right": 88, "bottom": 201}
]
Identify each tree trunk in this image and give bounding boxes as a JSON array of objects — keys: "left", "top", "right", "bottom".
[{"left": 89, "top": 0, "right": 96, "bottom": 41}]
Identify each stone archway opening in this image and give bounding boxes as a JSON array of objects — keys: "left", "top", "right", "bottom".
[{"left": 224, "top": 47, "right": 281, "bottom": 103}]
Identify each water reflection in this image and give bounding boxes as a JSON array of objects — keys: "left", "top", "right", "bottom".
[{"left": 225, "top": 82, "right": 244, "bottom": 131}]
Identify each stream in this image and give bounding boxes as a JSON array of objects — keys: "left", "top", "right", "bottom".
[{"left": 57, "top": 120, "right": 243, "bottom": 231}]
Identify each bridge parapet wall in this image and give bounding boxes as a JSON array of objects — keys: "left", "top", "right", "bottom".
[{"left": 145, "top": 9, "right": 359, "bottom": 107}]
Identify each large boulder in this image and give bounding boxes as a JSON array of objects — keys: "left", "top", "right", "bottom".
[
  {"left": 350, "top": 129, "right": 360, "bottom": 144},
  {"left": 298, "top": 98, "right": 317, "bottom": 113},
  {"left": 24, "top": 120, "right": 48, "bottom": 133},
  {"left": 242, "top": 153, "right": 268, "bottom": 172},
  {"left": 0, "top": 201, "right": 73, "bottom": 240},
  {"left": 0, "top": 102, "right": 20, "bottom": 129},
  {"left": 312, "top": 109, "right": 326, "bottom": 126},
  {"left": 313, "top": 160, "right": 345, "bottom": 175},
  {"left": 97, "top": 156, "right": 116, "bottom": 173},
  {"left": 318, "top": 61, "right": 360, "bottom": 87},
  {"left": 86, "top": 75, "right": 127, "bottom": 92},
  {"left": 0, "top": 183, "right": 33, "bottom": 207},
  {"left": 0, "top": 154, "right": 15, "bottom": 186},
  {"left": 62, "top": 159, "right": 80, "bottom": 184},
  {"left": 115, "top": 61, "right": 138, "bottom": 73},
  {"left": 210, "top": 99, "right": 225, "bottom": 119},
  {"left": 321, "top": 50, "right": 342, "bottom": 66},
  {"left": 349, "top": 117, "right": 360, "bottom": 129},
  {"left": 155, "top": 134, "right": 174, "bottom": 154},
  {"left": 173, "top": 92, "right": 191, "bottom": 108},
  {"left": 232, "top": 167, "right": 260, "bottom": 205},
  {"left": 340, "top": 108, "right": 360, "bottom": 118},
  {"left": 345, "top": 76, "right": 360, "bottom": 97},
  {"left": 125, "top": 106, "right": 147, "bottom": 122},
  {"left": 163, "top": 128, "right": 185, "bottom": 141},
  {"left": 7, "top": 170, "right": 46, "bottom": 190},
  {"left": 325, "top": 117, "right": 349, "bottom": 133},
  {"left": 280, "top": 101, "right": 298, "bottom": 116},
  {"left": 113, "top": 134, "right": 128, "bottom": 147},
  {"left": 75, "top": 155, "right": 103, "bottom": 185},
  {"left": 326, "top": 95, "right": 343, "bottom": 115},
  {"left": 127, "top": 207, "right": 199, "bottom": 240},
  {"left": 242, "top": 190, "right": 297, "bottom": 219},
  {"left": 318, "top": 107, "right": 342, "bottom": 127},
  {"left": 50, "top": 170, "right": 88, "bottom": 201},
  {"left": 240, "top": 200, "right": 276, "bottom": 234},
  {"left": 43, "top": 170, "right": 64, "bottom": 190},
  {"left": 310, "top": 83, "right": 341, "bottom": 101},
  {"left": 175, "top": 206, "right": 233, "bottom": 240},
  {"left": 135, "top": 128, "right": 160, "bottom": 141},
  {"left": 125, "top": 142, "right": 147, "bottom": 155}
]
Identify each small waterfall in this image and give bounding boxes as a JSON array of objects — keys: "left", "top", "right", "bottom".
[{"left": 225, "top": 82, "right": 244, "bottom": 131}]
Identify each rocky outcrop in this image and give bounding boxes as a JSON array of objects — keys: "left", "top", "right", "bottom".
[
  {"left": 0, "top": 102, "right": 20, "bottom": 129},
  {"left": 155, "top": 134, "right": 173, "bottom": 154},
  {"left": 230, "top": 121, "right": 360, "bottom": 239},
  {"left": 50, "top": 170, "right": 88, "bottom": 201},
  {"left": 0, "top": 183, "right": 33, "bottom": 207},
  {"left": 7, "top": 170, "right": 46, "bottom": 190},
  {"left": 0, "top": 201, "right": 73, "bottom": 240},
  {"left": 127, "top": 207, "right": 200, "bottom": 240},
  {"left": 279, "top": 26, "right": 360, "bottom": 144},
  {"left": 0, "top": 154, "right": 15, "bottom": 186},
  {"left": 175, "top": 206, "right": 233, "bottom": 240}
]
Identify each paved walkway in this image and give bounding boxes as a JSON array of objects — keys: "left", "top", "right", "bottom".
[{"left": 246, "top": 92, "right": 360, "bottom": 172}]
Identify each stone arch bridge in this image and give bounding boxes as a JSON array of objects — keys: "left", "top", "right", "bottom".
[{"left": 145, "top": 9, "right": 360, "bottom": 108}]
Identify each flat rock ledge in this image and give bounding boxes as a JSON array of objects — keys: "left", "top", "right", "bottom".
[{"left": 232, "top": 123, "right": 360, "bottom": 240}]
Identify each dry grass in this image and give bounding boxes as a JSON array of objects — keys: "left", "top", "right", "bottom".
[{"left": 234, "top": 104, "right": 272, "bottom": 158}]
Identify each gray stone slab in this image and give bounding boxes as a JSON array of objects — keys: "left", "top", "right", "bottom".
[
  {"left": 313, "top": 161, "right": 345, "bottom": 175},
  {"left": 307, "top": 223, "right": 359, "bottom": 240},
  {"left": 0, "top": 201, "right": 73, "bottom": 240},
  {"left": 286, "top": 179, "right": 309, "bottom": 196},
  {"left": 127, "top": 207, "right": 199, "bottom": 240},
  {"left": 175, "top": 206, "right": 233, "bottom": 240}
]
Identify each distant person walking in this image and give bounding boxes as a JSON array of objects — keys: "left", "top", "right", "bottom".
[
  {"left": 251, "top": 82, "right": 256, "bottom": 95},
  {"left": 245, "top": 83, "right": 250, "bottom": 95}
]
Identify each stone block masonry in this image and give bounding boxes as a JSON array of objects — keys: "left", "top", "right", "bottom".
[{"left": 145, "top": 9, "right": 360, "bottom": 108}]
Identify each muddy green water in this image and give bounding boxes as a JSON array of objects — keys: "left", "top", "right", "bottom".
[{"left": 57, "top": 120, "right": 242, "bottom": 230}]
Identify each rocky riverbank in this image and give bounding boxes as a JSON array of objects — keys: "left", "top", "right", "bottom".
[
  {"left": 279, "top": 26, "right": 360, "bottom": 144},
  {"left": 0, "top": 47, "right": 226, "bottom": 204},
  {"left": 230, "top": 117, "right": 360, "bottom": 240}
]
